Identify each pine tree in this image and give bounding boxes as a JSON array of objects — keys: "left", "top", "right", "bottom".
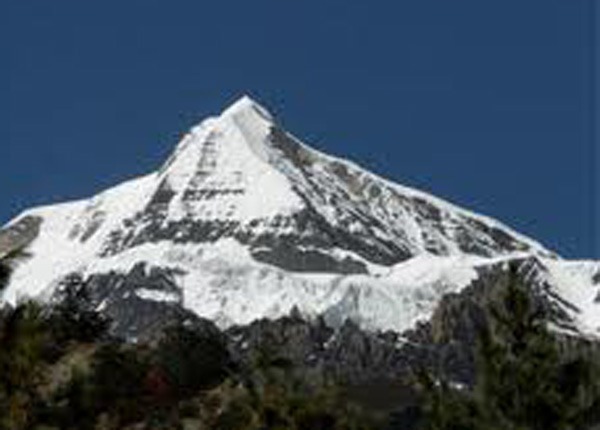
[
  {"left": 48, "top": 273, "right": 108, "bottom": 344},
  {"left": 420, "top": 266, "right": 600, "bottom": 430},
  {"left": 0, "top": 303, "right": 47, "bottom": 430}
]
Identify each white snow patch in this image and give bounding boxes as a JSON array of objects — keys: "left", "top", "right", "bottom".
[
  {"left": 135, "top": 289, "right": 180, "bottom": 303},
  {"left": 544, "top": 259, "right": 600, "bottom": 337}
]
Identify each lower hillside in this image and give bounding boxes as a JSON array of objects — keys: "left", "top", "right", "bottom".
[
  {"left": 0, "top": 278, "right": 381, "bottom": 430},
  {"left": 1, "top": 260, "right": 599, "bottom": 430}
]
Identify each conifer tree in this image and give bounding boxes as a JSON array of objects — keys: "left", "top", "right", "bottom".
[
  {"left": 49, "top": 273, "right": 108, "bottom": 343},
  {"left": 420, "top": 266, "right": 600, "bottom": 430}
]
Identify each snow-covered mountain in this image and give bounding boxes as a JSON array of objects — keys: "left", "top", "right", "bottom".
[{"left": 2, "top": 96, "right": 598, "bottom": 339}]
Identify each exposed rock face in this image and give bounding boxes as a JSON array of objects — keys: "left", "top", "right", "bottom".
[
  {"left": 0, "top": 215, "right": 42, "bottom": 260},
  {"left": 593, "top": 272, "right": 600, "bottom": 304},
  {"left": 83, "top": 264, "right": 186, "bottom": 341},
  {"left": 402, "top": 258, "right": 566, "bottom": 384},
  {"left": 226, "top": 258, "right": 598, "bottom": 392}
]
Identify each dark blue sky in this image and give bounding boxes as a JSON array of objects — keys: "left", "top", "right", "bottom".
[{"left": 4, "top": 1, "right": 598, "bottom": 258}]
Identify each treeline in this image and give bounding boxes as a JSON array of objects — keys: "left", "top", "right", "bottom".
[
  {"left": 417, "top": 275, "right": 600, "bottom": 430},
  {"left": 0, "top": 262, "right": 599, "bottom": 429},
  {"left": 0, "top": 274, "right": 378, "bottom": 430}
]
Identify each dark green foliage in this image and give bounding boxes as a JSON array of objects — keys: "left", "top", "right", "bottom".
[
  {"left": 0, "top": 303, "right": 46, "bottom": 390},
  {"left": 0, "top": 271, "right": 109, "bottom": 429},
  {"left": 419, "top": 268, "right": 600, "bottom": 430},
  {"left": 91, "top": 344, "right": 148, "bottom": 412},
  {"left": 212, "top": 397, "right": 256, "bottom": 430},
  {"left": 0, "top": 254, "right": 381, "bottom": 429},
  {"left": 0, "top": 262, "right": 10, "bottom": 292},
  {"left": 475, "top": 276, "right": 600, "bottom": 430},
  {"left": 156, "top": 321, "right": 232, "bottom": 396},
  {"left": 0, "top": 302, "right": 48, "bottom": 430},
  {"left": 232, "top": 344, "right": 380, "bottom": 430},
  {"left": 209, "top": 381, "right": 378, "bottom": 430},
  {"left": 45, "top": 343, "right": 152, "bottom": 429},
  {"left": 47, "top": 273, "right": 109, "bottom": 344},
  {"left": 417, "top": 372, "right": 483, "bottom": 430},
  {"left": 46, "top": 369, "right": 96, "bottom": 430},
  {"left": 0, "top": 261, "right": 598, "bottom": 430},
  {"left": 0, "top": 300, "right": 383, "bottom": 430}
]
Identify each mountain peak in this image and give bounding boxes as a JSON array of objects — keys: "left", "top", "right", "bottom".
[
  {"left": 220, "top": 95, "right": 274, "bottom": 123},
  {"left": 7, "top": 97, "right": 595, "bottom": 340}
]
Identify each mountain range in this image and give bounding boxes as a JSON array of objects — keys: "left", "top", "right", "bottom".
[{"left": 1, "top": 96, "right": 598, "bottom": 344}]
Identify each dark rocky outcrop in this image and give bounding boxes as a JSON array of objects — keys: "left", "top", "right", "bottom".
[
  {"left": 74, "top": 264, "right": 188, "bottom": 341},
  {"left": 227, "top": 257, "right": 596, "bottom": 391},
  {"left": 0, "top": 216, "right": 42, "bottom": 260}
]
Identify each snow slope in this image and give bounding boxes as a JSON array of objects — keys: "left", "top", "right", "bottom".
[{"left": 2, "top": 96, "right": 598, "bottom": 338}]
